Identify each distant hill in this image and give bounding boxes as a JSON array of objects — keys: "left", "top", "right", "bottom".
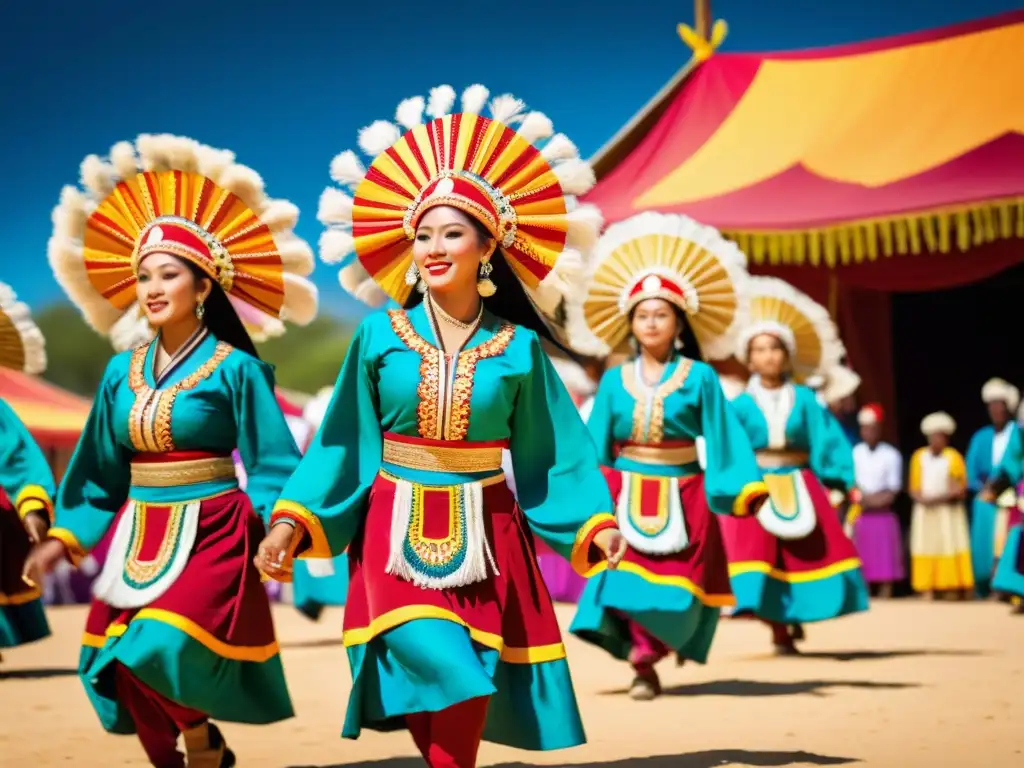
[{"left": 35, "top": 302, "right": 356, "bottom": 397}]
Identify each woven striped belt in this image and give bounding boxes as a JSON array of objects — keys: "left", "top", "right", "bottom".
[
  {"left": 130, "top": 452, "right": 237, "bottom": 488},
  {"left": 616, "top": 441, "right": 699, "bottom": 466},
  {"left": 382, "top": 433, "right": 506, "bottom": 474},
  {"left": 755, "top": 450, "right": 811, "bottom": 469}
]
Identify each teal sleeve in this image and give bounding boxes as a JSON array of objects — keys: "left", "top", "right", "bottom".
[
  {"left": 994, "top": 424, "right": 1023, "bottom": 486},
  {"left": 965, "top": 431, "right": 986, "bottom": 490},
  {"left": 51, "top": 362, "right": 132, "bottom": 553},
  {"left": 584, "top": 371, "right": 616, "bottom": 466},
  {"left": 231, "top": 357, "right": 302, "bottom": 525},
  {"left": 510, "top": 334, "right": 615, "bottom": 570},
  {"left": 0, "top": 398, "right": 56, "bottom": 517},
  {"left": 271, "top": 321, "right": 381, "bottom": 557},
  {"left": 807, "top": 392, "right": 856, "bottom": 490},
  {"left": 698, "top": 367, "right": 767, "bottom": 516}
]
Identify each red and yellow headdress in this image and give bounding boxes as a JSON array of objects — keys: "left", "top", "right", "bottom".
[
  {"left": 317, "top": 84, "right": 603, "bottom": 314},
  {"left": 736, "top": 276, "right": 844, "bottom": 380},
  {"left": 48, "top": 134, "right": 317, "bottom": 340},
  {"left": 567, "top": 212, "right": 751, "bottom": 360},
  {"left": 0, "top": 282, "right": 46, "bottom": 375}
]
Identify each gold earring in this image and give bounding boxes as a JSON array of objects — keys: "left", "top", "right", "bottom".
[
  {"left": 195, "top": 300, "right": 206, "bottom": 320},
  {"left": 404, "top": 262, "right": 419, "bottom": 286},
  {"left": 477, "top": 259, "right": 496, "bottom": 297}
]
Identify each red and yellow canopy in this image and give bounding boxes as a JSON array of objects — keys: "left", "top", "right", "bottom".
[
  {"left": 0, "top": 368, "right": 91, "bottom": 449},
  {"left": 586, "top": 10, "right": 1024, "bottom": 267}
]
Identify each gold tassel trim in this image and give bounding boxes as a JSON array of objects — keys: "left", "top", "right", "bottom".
[{"left": 727, "top": 198, "right": 1024, "bottom": 267}]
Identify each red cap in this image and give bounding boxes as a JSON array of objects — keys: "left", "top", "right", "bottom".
[{"left": 858, "top": 403, "right": 884, "bottom": 426}]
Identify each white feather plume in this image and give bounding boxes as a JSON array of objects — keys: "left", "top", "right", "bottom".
[
  {"left": 218, "top": 163, "right": 266, "bottom": 210},
  {"left": 319, "top": 228, "right": 356, "bottom": 265},
  {"left": 110, "top": 141, "right": 139, "bottom": 180},
  {"left": 396, "top": 96, "right": 426, "bottom": 130},
  {"left": 517, "top": 112, "right": 554, "bottom": 144},
  {"left": 317, "top": 187, "right": 354, "bottom": 225},
  {"left": 541, "top": 133, "right": 579, "bottom": 163},
  {"left": 552, "top": 158, "right": 596, "bottom": 196},
  {"left": 51, "top": 186, "right": 88, "bottom": 241},
  {"left": 276, "top": 236, "right": 315, "bottom": 277},
  {"left": 80, "top": 155, "right": 117, "bottom": 199},
  {"left": 259, "top": 199, "right": 300, "bottom": 232},
  {"left": 108, "top": 304, "right": 154, "bottom": 352},
  {"left": 427, "top": 85, "right": 457, "bottom": 118},
  {"left": 329, "top": 150, "right": 366, "bottom": 187},
  {"left": 489, "top": 94, "right": 526, "bottom": 125},
  {"left": 280, "top": 272, "right": 318, "bottom": 326},
  {"left": 359, "top": 120, "right": 402, "bottom": 158},
  {"left": 461, "top": 84, "right": 490, "bottom": 115},
  {"left": 565, "top": 204, "right": 604, "bottom": 254}
]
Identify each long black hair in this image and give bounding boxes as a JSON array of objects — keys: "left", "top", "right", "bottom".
[
  {"left": 182, "top": 261, "right": 261, "bottom": 359},
  {"left": 627, "top": 302, "right": 703, "bottom": 360},
  {"left": 402, "top": 214, "right": 584, "bottom": 362}
]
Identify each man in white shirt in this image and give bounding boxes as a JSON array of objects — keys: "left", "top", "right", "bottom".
[{"left": 850, "top": 404, "right": 906, "bottom": 598}]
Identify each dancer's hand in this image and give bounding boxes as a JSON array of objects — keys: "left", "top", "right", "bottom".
[
  {"left": 255, "top": 523, "right": 298, "bottom": 582},
  {"left": 22, "top": 538, "right": 68, "bottom": 589},
  {"left": 594, "top": 529, "right": 627, "bottom": 569},
  {"left": 22, "top": 512, "right": 48, "bottom": 544}
]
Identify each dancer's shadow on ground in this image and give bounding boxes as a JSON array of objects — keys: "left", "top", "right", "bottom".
[
  {"left": 294, "top": 748, "right": 859, "bottom": 767},
  {"left": 788, "top": 649, "right": 986, "bottom": 662},
  {"left": 0, "top": 666, "right": 77, "bottom": 680},
  {"left": 599, "top": 678, "right": 916, "bottom": 698}
]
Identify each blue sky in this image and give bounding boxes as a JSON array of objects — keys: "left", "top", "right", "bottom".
[{"left": 3, "top": 0, "right": 1018, "bottom": 318}]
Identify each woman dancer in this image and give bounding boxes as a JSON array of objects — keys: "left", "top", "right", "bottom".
[
  {"left": 0, "top": 282, "right": 55, "bottom": 660},
  {"left": 851, "top": 403, "right": 905, "bottom": 597},
  {"left": 565, "top": 211, "right": 768, "bottom": 700},
  {"left": 966, "top": 378, "right": 1019, "bottom": 596},
  {"left": 24, "top": 134, "right": 318, "bottom": 768},
  {"left": 725, "top": 277, "right": 868, "bottom": 655},
  {"left": 981, "top": 411, "right": 1024, "bottom": 612},
  {"left": 908, "top": 413, "right": 972, "bottom": 599},
  {"left": 257, "top": 85, "right": 625, "bottom": 767}
]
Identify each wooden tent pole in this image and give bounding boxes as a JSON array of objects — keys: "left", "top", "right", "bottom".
[{"left": 695, "top": 0, "right": 712, "bottom": 39}]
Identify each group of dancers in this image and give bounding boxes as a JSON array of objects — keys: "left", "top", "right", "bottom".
[{"left": 1, "top": 83, "right": 1021, "bottom": 768}]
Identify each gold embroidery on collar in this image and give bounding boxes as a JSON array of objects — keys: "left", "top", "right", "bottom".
[
  {"left": 621, "top": 359, "right": 693, "bottom": 444},
  {"left": 388, "top": 310, "right": 515, "bottom": 441},
  {"left": 127, "top": 341, "right": 233, "bottom": 452}
]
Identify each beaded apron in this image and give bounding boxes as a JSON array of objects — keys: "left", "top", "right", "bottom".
[{"left": 616, "top": 472, "right": 690, "bottom": 555}]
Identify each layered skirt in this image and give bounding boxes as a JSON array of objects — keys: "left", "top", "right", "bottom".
[
  {"left": 910, "top": 501, "right": 973, "bottom": 592},
  {"left": 341, "top": 470, "right": 586, "bottom": 751},
  {"left": 0, "top": 493, "right": 50, "bottom": 648},
  {"left": 719, "top": 468, "right": 869, "bottom": 624},
  {"left": 852, "top": 508, "right": 906, "bottom": 584},
  {"left": 570, "top": 468, "right": 731, "bottom": 664},
  {"left": 969, "top": 496, "right": 1006, "bottom": 595},
  {"left": 78, "top": 489, "right": 292, "bottom": 734}
]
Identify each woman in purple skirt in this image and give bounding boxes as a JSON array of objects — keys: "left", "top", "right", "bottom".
[{"left": 850, "top": 403, "right": 906, "bottom": 597}]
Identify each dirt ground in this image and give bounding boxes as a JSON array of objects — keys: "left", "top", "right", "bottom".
[{"left": 2, "top": 599, "right": 1022, "bottom": 767}]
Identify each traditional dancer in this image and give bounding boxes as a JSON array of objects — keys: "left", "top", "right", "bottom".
[
  {"left": 0, "top": 282, "right": 55, "bottom": 660},
  {"left": 257, "top": 85, "right": 625, "bottom": 767},
  {"left": 980, "top": 411, "right": 1024, "bottom": 613},
  {"left": 725, "top": 277, "right": 868, "bottom": 655},
  {"left": 820, "top": 365, "right": 862, "bottom": 447},
  {"left": 851, "top": 403, "right": 905, "bottom": 597},
  {"left": 25, "top": 134, "right": 318, "bottom": 768},
  {"left": 909, "top": 413, "right": 973, "bottom": 599},
  {"left": 966, "top": 377, "right": 1020, "bottom": 596},
  {"left": 565, "top": 211, "right": 768, "bottom": 700}
]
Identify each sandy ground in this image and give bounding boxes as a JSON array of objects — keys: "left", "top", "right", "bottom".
[{"left": 2, "top": 599, "right": 1022, "bottom": 767}]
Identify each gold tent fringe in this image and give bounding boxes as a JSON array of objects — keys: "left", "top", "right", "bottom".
[{"left": 725, "top": 198, "right": 1024, "bottom": 268}]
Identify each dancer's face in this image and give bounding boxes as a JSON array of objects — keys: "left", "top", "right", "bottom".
[
  {"left": 412, "top": 206, "right": 495, "bottom": 298},
  {"left": 136, "top": 254, "right": 210, "bottom": 328},
  {"left": 631, "top": 299, "right": 678, "bottom": 355},
  {"left": 747, "top": 334, "right": 788, "bottom": 379}
]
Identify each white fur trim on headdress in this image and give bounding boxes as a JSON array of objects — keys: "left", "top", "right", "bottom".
[
  {"left": 0, "top": 282, "right": 46, "bottom": 375},
  {"left": 921, "top": 411, "right": 956, "bottom": 436},
  {"left": 319, "top": 83, "right": 600, "bottom": 319},
  {"left": 982, "top": 377, "right": 1021, "bottom": 413},
  {"left": 736, "top": 276, "right": 844, "bottom": 379}
]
